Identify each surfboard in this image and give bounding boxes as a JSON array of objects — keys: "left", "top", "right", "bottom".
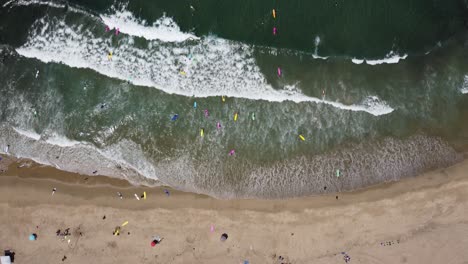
[{"left": 299, "top": 135, "right": 305, "bottom": 141}]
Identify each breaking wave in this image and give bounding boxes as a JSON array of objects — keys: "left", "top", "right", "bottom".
[{"left": 16, "top": 13, "right": 394, "bottom": 116}]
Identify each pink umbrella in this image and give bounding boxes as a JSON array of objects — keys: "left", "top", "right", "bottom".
[
  {"left": 277, "top": 67, "right": 282, "bottom": 77},
  {"left": 229, "top": 149, "right": 235, "bottom": 156},
  {"left": 115, "top": 28, "right": 120, "bottom": 35}
]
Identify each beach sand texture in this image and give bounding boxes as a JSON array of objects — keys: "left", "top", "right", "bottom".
[{"left": 0, "top": 156, "right": 467, "bottom": 263}]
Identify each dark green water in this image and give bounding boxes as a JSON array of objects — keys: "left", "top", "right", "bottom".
[{"left": 0, "top": 0, "right": 467, "bottom": 198}]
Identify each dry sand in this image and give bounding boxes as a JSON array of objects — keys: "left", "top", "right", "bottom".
[{"left": 0, "top": 155, "right": 468, "bottom": 263}]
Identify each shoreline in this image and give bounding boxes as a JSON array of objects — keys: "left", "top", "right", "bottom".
[
  {"left": 0, "top": 155, "right": 468, "bottom": 263},
  {"left": 1, "top": 154, "right": 467, "bottom": 207}
]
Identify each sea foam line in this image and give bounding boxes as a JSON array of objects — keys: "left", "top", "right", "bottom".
[
  {"left": 16, "top": 16, "right": 394, "bottom": 116},
  {"left": 100, "top": 11, "right": 199, "bottom": 42},
  {"left": 3, "top": 0, "right": 94, "bottom": 15},
  {"left": 352, "top": 51, "right": 408, "bottom": 65}
]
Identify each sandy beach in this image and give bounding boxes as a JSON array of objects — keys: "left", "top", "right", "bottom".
[{"left": 0, "top": 155, "right": 468, "bottom": 263}]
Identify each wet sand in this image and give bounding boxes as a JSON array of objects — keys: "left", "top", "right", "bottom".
[{"left": 0, "top": 155, "right": 467, "bottom": 263}]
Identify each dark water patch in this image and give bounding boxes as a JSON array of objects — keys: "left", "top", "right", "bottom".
[{"left": 2, "top": 0, "right": 467, "bottom": 57}]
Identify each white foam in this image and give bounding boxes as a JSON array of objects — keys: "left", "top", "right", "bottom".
[
  {"left": 461, "top": 76, "right": 468, "bottom": 94},
  {"left": 362, "top": 51, "right": 408, "bottom": 65},
  {"left": 312, "top": 54, "right": 328, "bottom": 60},
  {"left": 100, "top": 11, "right": 198, "bottom": 42},
  {"left": 4, "top": 0, "right": 92, "bottom": 15},
  {"left": 16, "top": 17, "right": 394, "bottom": 116},
  {"left": 45, "top": 134, "right": 80, "bottom": 147},
  {"left": 13, "top": 127, "right": 41, "bottom": 140},
  {"left": 13, "top": 127, "right": 79, "bottom": 146},
  {"left": 351, "top": 58, "right": 364, "bottom": 64}
]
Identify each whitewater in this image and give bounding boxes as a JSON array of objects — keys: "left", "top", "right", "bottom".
[{"left": 14, "top": 7, "right": 394, "bottom": 116}]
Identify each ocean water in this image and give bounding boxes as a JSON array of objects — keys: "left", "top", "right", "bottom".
[{"left": 0, "top": 0, "right": 467, "bottom": 198}]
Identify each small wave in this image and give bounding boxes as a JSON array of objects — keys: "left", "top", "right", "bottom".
[
  {"left": 3, "top": 126, "right": 159, "bottom": 182},
  {"left": 351, "top": 58, "right": 364, "bottom": 64},
  {"left": 3, "top": 0, "right": 94, "bottom": 16},
  {"left": 353, "top": 51, "right": 408, "bottom": 65},
  {"left": 100, "top": 9, "right": 198, "bottom": 42},
  {"left": 13, "top": 127, "right": 41, "bottom": 140},
  {"left": 14, "top": 128, "right": 82, "bottom": 147},
  {"left": 312, "top": 54, "right": 328, "bottom": 60},
  {"left": 4, "top": 0, "right": 62, "bottom": 8}
]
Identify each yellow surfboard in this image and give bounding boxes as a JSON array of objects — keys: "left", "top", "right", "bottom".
[
  {"left": 143, "top": 191, "right": 146, "bottom": 200},
  {"left": 200, "top": 128, "right": 204, "bottom": 137},
  {"left": 222, "top": 96, "right": 226, "bottom": 102},
  {"left": 234, "top": 112, "right": 238, "bottom": 121},
  {"left": 299, "top": 135, "right": 305, "bottom": 141},
  {"left": 107, "top": 51, "right": 113, "bottom": 60},
  {"left": 180, "top": 71, "right": 186, "bottom": 76},
  {"left": 121, "top": 221, "right": 129, "bottom": 227},
  {"left": 272, "top": 9, "right": 276, "bottom": 19}
]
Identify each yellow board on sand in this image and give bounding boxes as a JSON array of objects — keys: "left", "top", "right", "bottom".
[
  {"left": 143, "top": 191, "right": 146, "bottom": 200},
  {"left": 200, "top": 128, "right": 204, "bottom": 137},
  {"left": 234, "top": 113, "right": 238, "bottom": 121},
  {"left": 121, "top": 221, "right": 129, "bottom": 227},
  {"left": 299, "top": 135, "right": 305, "bottom": 141},
  {"left": 272, "top": 9, "right": 276, "bottom": 19}
]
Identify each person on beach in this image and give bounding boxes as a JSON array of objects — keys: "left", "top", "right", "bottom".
[
  {"left": 220, "top": 233, "right": 228, "bottom": 242},
  {"left": 52, "top": 188, "right": 57, "bottom": 195},
  {"left": 117, "top": 192, "right": 123, "bottom": 199},
  {"left": 151, "top": 236, "right": 163, "bottom": 247},
  {"left": 113, "top": 226, "right": 121, "bottom": 236}
]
